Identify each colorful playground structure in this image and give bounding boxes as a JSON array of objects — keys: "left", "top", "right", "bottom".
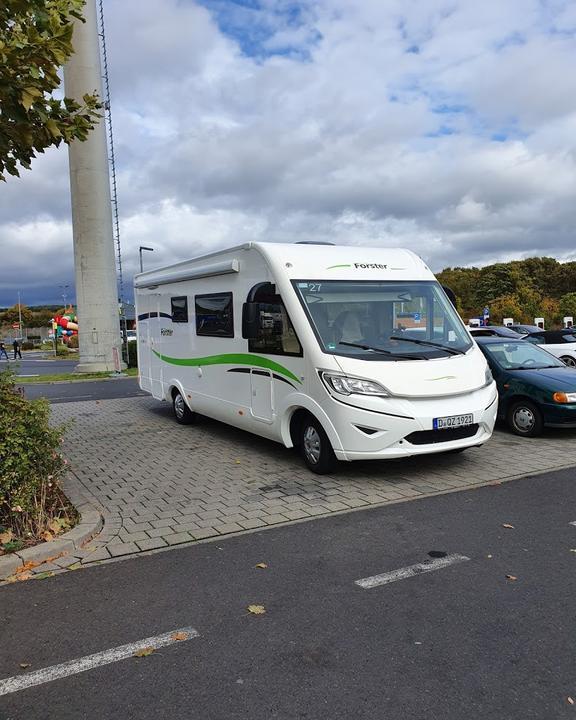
[{"left": 50, "top": 308, "right": 78, "bottom": 343}]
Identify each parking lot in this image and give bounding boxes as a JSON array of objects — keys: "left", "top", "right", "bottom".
[{"left": 44, "top": 394, "right": 576, "bottom": 569}]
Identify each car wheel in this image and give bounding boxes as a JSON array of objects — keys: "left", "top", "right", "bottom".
[
  {"left": 506, "top": 399, "right": 543, "bottom": 437},
  {"left": 172, "top": 389, "right": 195, "bottom": 425},
  {"left": 299, "top": 415, "right": 337, "bottom": 474},
  {"left": 560, "top": 355, "right": 576, "bottom": 368}
]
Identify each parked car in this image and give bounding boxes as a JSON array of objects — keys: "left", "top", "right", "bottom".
[
  {"left": 469, "top": 326, "right": 523, "bottom": 338},
  {"left": 476, "top": 336, "right": 576, "bottom": 436},
  {"left": 523, "top": 329, "right": 576, "bottom": 367},
  {"left": 508, "top": 324, "right": 542, "bottom": 335}
]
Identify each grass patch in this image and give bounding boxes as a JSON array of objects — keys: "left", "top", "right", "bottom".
[{"left": 17, "top": 368, "right": 138, "bottom": 383}]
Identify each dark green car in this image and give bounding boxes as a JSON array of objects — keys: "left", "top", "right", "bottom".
[{"left": 475, "top": 337, "right": 576, "bottom": 437}]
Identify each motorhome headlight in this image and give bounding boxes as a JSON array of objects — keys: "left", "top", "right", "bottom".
[
  {"left": 322, "top": 373, "right": 390, "bottom": 397},
  {"left": 484, "top": 366, "right": 493, "bottom": 387}
]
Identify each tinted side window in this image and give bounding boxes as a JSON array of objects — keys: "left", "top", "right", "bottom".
[
  {"left": 195, "top": 293, "right": 234, "bottom": 337},
  {"left": 248, "top": 301, "right": 302, "bottom": 357},
  {"left": 171, "top": 296, "right": 188, "bottom": 323}
]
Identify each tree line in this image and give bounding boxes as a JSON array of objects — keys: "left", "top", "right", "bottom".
[{"left": 437, "top": 257, "right": 576, "bottom": 326}]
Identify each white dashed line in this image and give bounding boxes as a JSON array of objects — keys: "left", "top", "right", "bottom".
[
  {"left": 570, "top": 521, "right": 576, "bottom": 527},
  {"left": 0, "top": 626, "right": 199, "bottom": 697},
  {"left": 355, "top": 554, "right": 470, "bottom": 589}
]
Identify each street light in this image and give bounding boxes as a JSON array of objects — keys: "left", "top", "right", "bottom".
[
  {"left": 139, "top": 246, "right": 154, "bottom": 273},
  {"left": 59, "top": 284, "right": 70, "bottom": 311}
]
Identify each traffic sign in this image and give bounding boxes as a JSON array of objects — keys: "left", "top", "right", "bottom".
[{"left": 11, "top": 323, "right": 20, "bottom": 329}]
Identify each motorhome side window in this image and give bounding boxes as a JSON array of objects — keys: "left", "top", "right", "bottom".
[
  {"left": 195, "top": 293, "right": 234, "bottom": 337},
  {"left": 247, "top": 289, "right": 302, "bottom": 357},
  {"left": 171, "top": 296, "right": 188, "bottom": 323}
]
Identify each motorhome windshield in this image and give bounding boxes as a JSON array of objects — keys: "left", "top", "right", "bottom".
[{"left": 293, "top": 280, "right": 473, "bottom": 360}]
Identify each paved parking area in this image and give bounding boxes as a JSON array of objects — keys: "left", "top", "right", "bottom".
[{"left": 31, "top": 394, "right": 576, "bottom": 573}]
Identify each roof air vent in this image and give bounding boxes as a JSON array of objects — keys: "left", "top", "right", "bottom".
[{"left": 295, "top": 241, "right": 336, "bottom": 246}]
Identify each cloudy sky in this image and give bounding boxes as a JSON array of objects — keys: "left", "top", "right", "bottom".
[{"left": 2, "top": 0, "right": 576, "bottom": 307}]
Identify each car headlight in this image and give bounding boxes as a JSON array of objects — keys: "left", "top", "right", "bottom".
[
  {"left": 321, "top": 373, "right": 390, "bottom": 397},
  {"left": 484, "top": 366, "right": 493, "bottom": 387},
  {"left": 552, "top": 392, "right": 576, "bottom": 403}
]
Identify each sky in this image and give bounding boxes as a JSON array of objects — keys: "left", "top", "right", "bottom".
[{"left": 1, "top": 0, "right": 576, "bottom": 307}]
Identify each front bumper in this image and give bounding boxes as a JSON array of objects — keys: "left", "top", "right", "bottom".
[
  {"left": 328, "top": 384, "right": 498, "bottom": 461},
  {"left": 542, "top": 401, "right": 576, "bottom": 428}
]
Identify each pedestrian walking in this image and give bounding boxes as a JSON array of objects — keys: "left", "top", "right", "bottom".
[
  {"left": 12, "top": 339, "right": 22, "bottom": 360},
  {"left": 0, "top": 342, "right": 8, "bottom": 360}
]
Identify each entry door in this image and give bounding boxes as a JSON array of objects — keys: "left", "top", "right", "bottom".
[
  {"left": 150, "top": 296, "right": 164, "bottom": 399},
  {"left": 250, "top": 369, "right": 273, "bottom": 422}
]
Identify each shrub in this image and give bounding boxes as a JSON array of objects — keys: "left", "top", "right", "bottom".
[
  {"left": 0, "top": 369, "right": 74, "bottom": 542},
  {"left": 21, "top": 341, "right": 34, "bottom": 350},
  {"left": 67, "top": 335, "right": 78, "bottom": 349},
  {"left": 128, "top": 341, "right": 138, "bottom": 368}
]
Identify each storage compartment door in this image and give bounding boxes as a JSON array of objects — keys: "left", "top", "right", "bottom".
[{"left": 250, "top": 369, "right": 273, "bottom": 422}]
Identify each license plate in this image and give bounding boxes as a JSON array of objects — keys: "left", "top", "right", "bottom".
[{"left": 433, "top": 413, "right": 473, "bottom": 430}]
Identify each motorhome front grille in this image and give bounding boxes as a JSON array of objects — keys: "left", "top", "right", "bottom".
[{"left": 405, "top": 425, "right": 479, "bottom": 445}]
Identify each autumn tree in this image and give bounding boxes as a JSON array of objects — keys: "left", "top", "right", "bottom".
[
  {"left": 1, "top": 304, "right": 33, "bottom": 325},
  {"left": 0, "top": 0, "right": 101, "bottom": 181},
  {"left": 559, "top": 293, "right": 576, "bottom": 320}
]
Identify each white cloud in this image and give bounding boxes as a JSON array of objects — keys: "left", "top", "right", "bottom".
[{"left": 2, "top": 0, "right": 576, "bottom": 305}]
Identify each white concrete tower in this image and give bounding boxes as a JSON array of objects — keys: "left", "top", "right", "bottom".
[{"left": 63, "top": 0, "right": 124, "bottom": 372}]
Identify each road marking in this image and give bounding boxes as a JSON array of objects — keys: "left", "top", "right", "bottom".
[
  {"left": 570, "top": 521, "right": 576, "bottom": 527},
  {"left": 16, "top": 374, "right": 40, "bottom": 377},
  {"left": 0, "top": 626, "right": 199, "bottom": 697},
  {"left": 355, "top": 554, "right": 470, "bottom": 589}
]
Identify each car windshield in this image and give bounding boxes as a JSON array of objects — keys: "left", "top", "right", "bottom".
[
  {"left": 292, "top": 280, "right": 472, "bottom": 360},
  {"left": 483, "top": 342, "right": 565, "bottom": 370}
]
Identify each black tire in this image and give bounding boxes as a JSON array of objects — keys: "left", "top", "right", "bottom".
[
  {"left": 560, "top": 355, "right": 576, "bottom": 368},
  {"left": 172, "top": 389, "right": 195, "bottom": 425},
  {"left": 506, "top": 399, "right": 543, "bottom": 437},
  {"left": 299, "top": 415, "right": 337, "bottom": 474}
]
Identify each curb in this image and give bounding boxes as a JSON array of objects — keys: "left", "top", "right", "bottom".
[{"left": 0, "top": 504, "right": 103, "bottom": 581}]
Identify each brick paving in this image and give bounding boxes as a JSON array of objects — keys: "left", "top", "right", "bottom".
[{"left": 24, "top": 395, "right": 576, "bottom": 575}]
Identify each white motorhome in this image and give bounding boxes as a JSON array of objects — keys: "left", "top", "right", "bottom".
[{"left": 134, "top": 242, "right": 497, "bottom": 473}]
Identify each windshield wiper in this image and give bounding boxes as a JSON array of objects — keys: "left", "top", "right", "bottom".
[
  {"left": 339, "top": 341, "right": 427, "bottom": 360},
  {"left": 389, "top": 335, "right": 465, "bottom": 356},
  {"left": 508, "top": 365, "right": 558, "bottom": 370}
]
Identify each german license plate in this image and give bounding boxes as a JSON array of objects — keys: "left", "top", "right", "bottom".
[{"left": 433, "top": 413, "right": 473, "bottom": 430}]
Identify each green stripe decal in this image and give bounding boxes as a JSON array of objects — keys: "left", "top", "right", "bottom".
[
  {"left": 152, "top": 351, "right": 301, "bottom": 384},
  {"left": 326, "top": 264, "right": 352, "bottom": 269}
]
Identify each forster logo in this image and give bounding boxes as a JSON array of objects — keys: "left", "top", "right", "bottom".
[{"left": 354, "top": 263, "right": 387, "bottom": 269}]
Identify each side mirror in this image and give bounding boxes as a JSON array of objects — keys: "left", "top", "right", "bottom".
[{"left": 242, "top": 302, "right": 260, "bottom": 339}]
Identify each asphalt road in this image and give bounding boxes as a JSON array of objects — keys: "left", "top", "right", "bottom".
[
  {"left": 1, "top": 468, "right": 575, "bottom": 720},
  {"left": 21, "top": 377, "right": 145, "bottom": 403},
  {"left": 1, "top": 354, "right": 78, "bottom": 376}
]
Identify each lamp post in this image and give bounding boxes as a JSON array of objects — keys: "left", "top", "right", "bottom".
[
  {"left": 59, "top": 284, "right": 70, "bottom": 312},
  {"left": 139, "top": 246, "right": 154, "bottom": 273}
]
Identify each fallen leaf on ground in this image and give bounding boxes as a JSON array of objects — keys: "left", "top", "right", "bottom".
[
  {"left": 19, "top": 663, "right": 31, "bottom": 669},
  {"left": 16, "top": 560, "right": 39, "bottom": 574},
  {"left": 247, "top": 604, "right": 266, "bottom": 615},
  {"left": 505, "top": 575, "right": 518, "bottom": 581},
  {"left": 570, "top": 549, "right": 576, "bottom": 553},
  {"left": 0, "top": 529, "right": 13, "bottom": 544},
  {"left": 502, "top": 524, "right": 515, "bottom": 529},
  {"left": 34, "top": 572, "right": 54, "bottom": 580},
  {"left": 133, "top": 647, "right": 155, "bottom": 657},
  {"left": 171, "top": 632, "right": 189, "bottom": 641},
  {"left": 487, "top": 555, "right": 493, "bottom": 559},
  {"left": 16, "top": 572, "right": 32, "bottom": 582},
  {"left": 568, "top": 697, "right": 574, "bottom": 705},
  {"left": 41, "top": 531, "right": 54, "bottom": 542},
  {"left": 255, "top": 563, "right": 268, "bottom": 569}
]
